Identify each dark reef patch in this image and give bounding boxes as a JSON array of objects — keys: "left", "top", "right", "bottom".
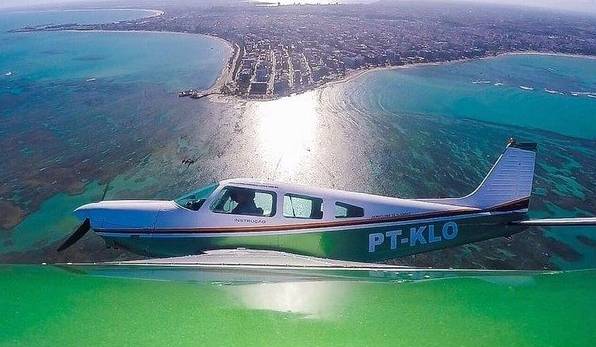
[
  {"left": 0, "top": 200, "right": 25, "bottom": 230},
  {"left": 577, "top": 235, "right": 596, "bottom": 248},
  {"left": 73, "top": 55, "right": 106, "bottom": 61},
  {"left": 0, "top": 232, "right": 143, "bottom": 264},
  {"left": 543, "top": 237, "right": 583, "bottom": 262},
  {"left": 41, "top": 49, "right": 65, "bottom": 55}
]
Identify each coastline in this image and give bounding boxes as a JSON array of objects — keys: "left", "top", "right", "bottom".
[
  {"left": 19, "top": 15, "right": 595, "bottom": 100},
  {"left": 501, "top": 51, "right": 596, "bottom": 60},
  {"left": 218, "top": 49, "right": 596, "bottom": 101},
  {"left": 2, "top": 8, "right": 165, "bottom": 17},
  {"left": 324, "top": 51, "right": 596, "bottom": 92}
]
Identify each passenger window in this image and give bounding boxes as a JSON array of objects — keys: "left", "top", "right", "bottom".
[
  {"left": 335, "top": 202, "right": 364, "bottom": 218},
  {"left": 283, "top": 194, "right": 323, "bottom": 219},
  {"left": 211, "top": 186, "right": 276, "bottom": 217}
]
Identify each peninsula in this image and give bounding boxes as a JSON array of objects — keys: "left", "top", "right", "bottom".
[{"left": 13, "top": 2, "right": 596, "bottom": 99}]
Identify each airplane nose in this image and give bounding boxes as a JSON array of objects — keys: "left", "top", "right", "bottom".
[
  {"left": 73, "top": 203, "right": 98, "bottom": 221},
  {"left": 72, "top": 200, "right": 176, "bottom": 230}
]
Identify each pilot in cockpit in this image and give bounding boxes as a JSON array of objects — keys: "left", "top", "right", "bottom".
[{"left": 231, "top": 188, "right": 263, "bottom": 216}]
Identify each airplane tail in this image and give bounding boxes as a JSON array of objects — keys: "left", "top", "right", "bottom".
[
  {"left": 429, "top": 140, "right": 537, "bottom": 211},
  {"left": 424, "top": 140, "right": 596, "bottom": 227},
  {"left": 463, "top": 140, "right": 537, "bottom": 210}
]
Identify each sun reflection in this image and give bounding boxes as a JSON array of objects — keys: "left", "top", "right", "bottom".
[
  {"left": 226, "top": 280, "right": 349, "bottom": 320},
  {"left": 253, "top": 91, "right": 320, "bottom": 179}
]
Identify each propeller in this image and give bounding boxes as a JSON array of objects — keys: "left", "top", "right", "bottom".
[{"left": 57, "top": 218, "right": 91, "bottom": 252}]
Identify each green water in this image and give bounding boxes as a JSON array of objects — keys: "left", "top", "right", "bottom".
[{"left": 1, "top": 265, "right": 595, "bottom": 346}]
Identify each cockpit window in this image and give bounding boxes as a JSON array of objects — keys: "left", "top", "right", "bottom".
[
  {"left": 210, "top": 186, "right": 276, "bottom": 217},
  {"left": 175, "top": 182, "right": 219, "bottom": 211},
  {"left": 283, "top": 194, "right": 323, "bottom": 219},
  {"left": 335, "top": 202, "right": 364, "bottom": 218}
]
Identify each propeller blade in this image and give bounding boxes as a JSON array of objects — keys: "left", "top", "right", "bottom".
[{"left": 57, "top": 218, "right": 91, "bottom": 252}]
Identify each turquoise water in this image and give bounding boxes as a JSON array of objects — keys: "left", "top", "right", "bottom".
[
  {"left": 0, "top": 9, "right": 160, "bottom": 32},
  {"left": 0, "top": 31, "right": 228, "bottom": 91},
  {"left": 0, "top": 10, "right": 230, "bottom": 91},
  {"left": 336, "top": 55, "right": 596, "bottom": 139},
  {"left": 0, "top": 9, "right": 594, "bottom": 270},
  {"left": 0, "top": 10, "right": 231, "bottom": 255},
  {"left": 318, "top": 55, "right": 595, "bottom": 268}
]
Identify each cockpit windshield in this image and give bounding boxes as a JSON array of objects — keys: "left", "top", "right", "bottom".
[{"left": 175, "top": 182, "right": 219, "bottom": 211}]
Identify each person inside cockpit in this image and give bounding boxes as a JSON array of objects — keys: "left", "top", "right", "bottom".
[{"left": 231, "top": 188, "right": 263, "bottom": 215}]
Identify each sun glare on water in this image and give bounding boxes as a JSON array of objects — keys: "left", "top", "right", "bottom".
[
  {"left": 226, "top": 280, "right": 349, "bottom": 320},
  {"left": 254, "top": 91, "right": 320, "bottom": 180}
]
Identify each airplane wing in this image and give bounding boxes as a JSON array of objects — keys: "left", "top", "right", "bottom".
[
  {"left": 512, "top": 217, "right": 596, "bottom": 227},
  {"left": 104, "top": 249, "right": 410, "bottom": 269}
]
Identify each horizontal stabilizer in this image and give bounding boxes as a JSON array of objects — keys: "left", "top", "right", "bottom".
[{"left": 512, "top": 217, "right": 596, "bottom": 227}]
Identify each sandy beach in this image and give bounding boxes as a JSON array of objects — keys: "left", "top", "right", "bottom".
[{"left": 326, "top": 51, "right": 596, "bottom": 90}]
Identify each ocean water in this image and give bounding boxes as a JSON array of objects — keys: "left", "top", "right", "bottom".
[
  {"left": 0, "top": 10, "right": 231, "bottom": 255},
  {"left": 332, "top": 55, "right": 596, "bottom": 140},
  {"left": 0, "top": 10, "right": 230, "bottom": 90},
  {"left": 1, "top": 265, "right": 595, "bottom": 346},
  {"left": 1, "top": 31, "right": 228, "bottom": 91},
  {"left": 316, "top": 57, "right": 595, "bottom": 268},
  {"left": 0, "top": 9, "right": 162, "bottom": 32},
  {"left": 0, "top": 10, "right": 594, "bottom": 270}
]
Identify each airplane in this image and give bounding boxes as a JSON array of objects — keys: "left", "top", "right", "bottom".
[{"left": 58, "top": 139, "right": 596, "bottom": 263}]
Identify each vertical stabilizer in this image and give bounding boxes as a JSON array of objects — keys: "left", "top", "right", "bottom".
[
  {"left": 425, "top": 140, "right": 537, "bottom": 211},
  {"left": 459, "top": 141, "right": 537, "bottom": 210}
]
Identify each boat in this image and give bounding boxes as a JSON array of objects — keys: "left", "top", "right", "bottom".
[{"left": 58, "top": 140, "right": 596, "bottom": 262}]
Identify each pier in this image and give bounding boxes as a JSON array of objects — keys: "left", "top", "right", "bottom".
[{"left": 178, "top": 89, "right": 220, "bottom": 99}]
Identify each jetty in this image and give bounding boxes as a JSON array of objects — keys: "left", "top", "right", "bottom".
[{"left": 178, "top": 89, "right": 219, "bottom": 99}]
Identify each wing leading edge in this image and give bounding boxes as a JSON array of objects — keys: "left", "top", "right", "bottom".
[{"left": 512, "top": 217, "right": 596, "bottom": 227}]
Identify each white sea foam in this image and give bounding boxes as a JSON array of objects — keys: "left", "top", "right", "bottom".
[
  {"left": 494, "top": 82, "right": 504, "bottom": 86},
  {"left": 544, "top": 89, "right": 563, "bottom": 95},
  {"left": 86, "top": 78, "right": 96, "bottom": 82},
  {"left": 519, "top": 85, "right": 534, "bottom": 91},
  {"left": 570, "top": 91, "right": 596, "bottom": 98},
  {"left": 472, "top": 80, "right": 491, "bottom": 84},
  {"left": 4, "top": 71, "right": 12, "bottom": 76}
]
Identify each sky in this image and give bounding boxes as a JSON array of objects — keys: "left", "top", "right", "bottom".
[
  {"left": 1, "top": 0, "right": 595, "bottom": 15},
  {"left": 454, "top": 0, "right": 596, "bottom": 15}
]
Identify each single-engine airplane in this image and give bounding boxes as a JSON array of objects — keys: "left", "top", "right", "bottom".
[{"left": 58, "top": 140, "right": 596, "bottom": 262}]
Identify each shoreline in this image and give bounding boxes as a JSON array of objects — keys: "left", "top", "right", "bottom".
[
  {"left": 216, "top": 50, "right": 596, "bottom": 101},
  {"left": 1, "top": 8, "right": 165, "bottom": 17},
  {"left": 13, "top": 25, "right": 596, "bottom": 98},
  {"left": 323, "top": 51, "right": 596, "bottom": 91}
]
